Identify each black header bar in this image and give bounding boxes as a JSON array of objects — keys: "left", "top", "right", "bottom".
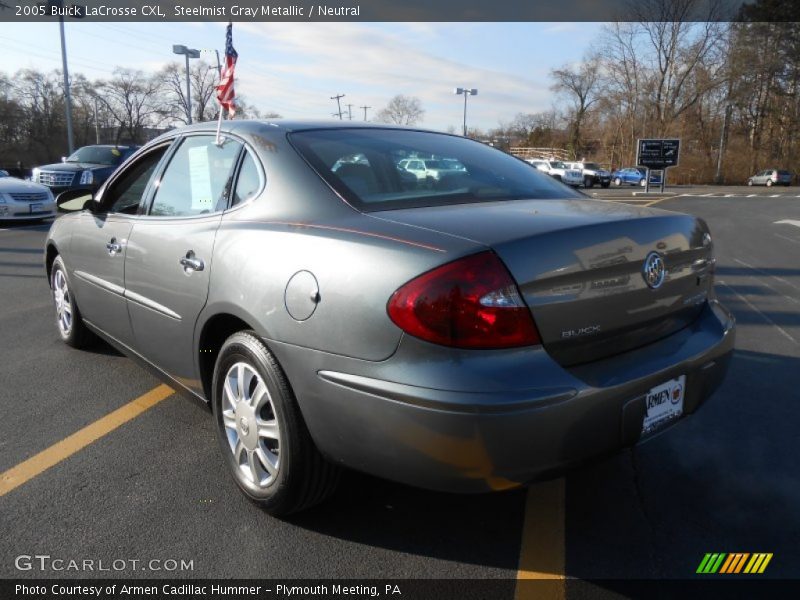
[{"left": 1, "top": 0, "right": 771, "bottom": 23}]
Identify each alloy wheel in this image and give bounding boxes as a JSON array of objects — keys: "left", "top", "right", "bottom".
[
  {"left": 53, "top": 269, "right": 73, "bottom": 336},
  {"left": 221, "top": 362, "right": 281, "bottom": 488}
]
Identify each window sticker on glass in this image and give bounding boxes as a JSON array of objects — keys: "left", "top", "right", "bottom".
[{"left": 188, "top": 145, "right": 214, "bottom": 211}]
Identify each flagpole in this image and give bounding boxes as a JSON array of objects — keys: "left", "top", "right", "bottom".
[
  {"left": 215, "top": 105, "right": 224, "bottom": 146},
  {"left": 215, "top": 21, "right": 236, "bottom": 146}
]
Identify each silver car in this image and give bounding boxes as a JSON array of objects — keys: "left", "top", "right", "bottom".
[
  {"left": 47, "top": 121, "right": 735, "bottom": 514},
  {"left": 747, "top": 169, "right": 792, "bottom": 187},
  {"left": 0, "top": 176, "right": 57, "bottom": 221}
]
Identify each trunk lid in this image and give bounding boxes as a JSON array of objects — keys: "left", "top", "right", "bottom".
[{"left": 372, "top": 199, "right": 714, "bottom": 366}]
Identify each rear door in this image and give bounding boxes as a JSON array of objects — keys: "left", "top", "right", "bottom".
[
  {"left": 67, "top": 144, "right": 170, "bottom": 345},
  {"left": 124, "top": 134, "right": 243, "bottom": 389}
]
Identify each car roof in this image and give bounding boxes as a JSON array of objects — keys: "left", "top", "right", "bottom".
[
  {"left": 172, "top": 119, "right": 442, "bottom": 136},
  {"left": 143, "top": 119, "right": 455, "bottom": 152}
]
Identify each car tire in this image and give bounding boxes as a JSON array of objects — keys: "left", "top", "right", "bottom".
[
  {"left": 614, "top": 177, "right": 622, "bottom": 186},
  {"left": 747, "top": 179, "right": 754, "bottom": 186},
  {"left": 51, "top": 255, "right": 93, "bottom": 349},
  {"left": 583, "top": 176, "right": 594, "bottom": 188},
  {"left": 212, "top": 331, "right": 340, "bottom": 516},
  {"left": 639, "top": 178, "right": 647, "bottom": 187},
  {"left": 766, "top": 179, "right": 773, "bottom": 187},
  {"left": 601, "top": 182, "right": 610, "bottom": 188}
]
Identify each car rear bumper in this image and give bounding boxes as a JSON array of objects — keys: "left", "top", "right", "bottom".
[{"left": 270, "top": 299, "right": 735, "bottom": 493}]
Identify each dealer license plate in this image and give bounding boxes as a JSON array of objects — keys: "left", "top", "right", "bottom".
[
  {"left": 642, "top": 375, "right": 685, "bottom": 434},
  {"left": 30, "top": 203, "right": 43, "bottom": 213}
]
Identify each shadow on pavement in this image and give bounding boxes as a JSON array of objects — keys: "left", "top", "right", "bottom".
[
  {"left": 288, "top": 470, "right": 527, "bottom": 571},
  {"left": 566, "top": 348, "right": 800, "bottom": 579}
]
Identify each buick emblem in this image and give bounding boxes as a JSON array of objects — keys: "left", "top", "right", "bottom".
[{"left": 642, "top": 252, "right": 666, "bottom": 289}]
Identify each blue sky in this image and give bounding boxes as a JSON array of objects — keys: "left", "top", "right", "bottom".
[{"left": 0, "top": 22, "right": 603, "bottom": 131}]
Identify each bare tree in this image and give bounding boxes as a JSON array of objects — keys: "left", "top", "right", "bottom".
[
  {"left": 375, "top": 95, "right": 424, "bottom": 126},
  {"left": 551, "top": 56, "right": 601, "bottom": 157},
  {"left": 597, "top": 22, "right": 647, "bottom": 165},
  {"left": 629, "top": 0, "right": 727, "bottom": 135},
  {"left": 12, "top": 69, "right": 68, "bottom": 162},
  {"left": 96, "top": 68, "right": 165, "bottom": 144},
  {"left": 160, "top": 61, "right": 219, "bottom": 124}
]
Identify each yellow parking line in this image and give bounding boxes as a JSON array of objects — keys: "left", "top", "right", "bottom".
[
  {"left": 0, "top": 384, "right": 173, "bottom": 497},
  {"left": 515, "top": 478, "right": 566, "bottom": 600},
  {"left": 643, "top": 198, "right": 668, "bottom": 207}
]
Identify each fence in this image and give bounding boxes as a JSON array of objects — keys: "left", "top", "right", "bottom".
[{"left": 509, "top": 147, "right": 572, "bottom": 161}]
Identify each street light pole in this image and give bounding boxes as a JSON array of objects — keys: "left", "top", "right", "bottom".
[
  {"left": 454, "top": 87, "right": 478, "bottom": 136},
  {"left": 200, "top": 49, "right": 222, "bottom": 77},
  {"left": 59, "top": 15, "right": 75, "bottom": 154},
  {"left": 184, "top": 53, "right": 192, "bottom": 123},
  {"left": 173, "top": 44, "right": 200, "bottom": 124}
]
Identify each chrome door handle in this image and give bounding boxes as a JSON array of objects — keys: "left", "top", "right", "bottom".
[
  {"left": 180, "top": 251, "right": 204, "bottom": 272},
  {"left": 106, "top": 238, "right": 122, "bottom": 255}
]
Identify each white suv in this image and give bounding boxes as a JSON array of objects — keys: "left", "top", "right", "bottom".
[
  {"left": 526, "top": 159, "right": 583, "bottom": 187},
  {"left": 566, "top": 161, "right": 612, "bottom": 188}
]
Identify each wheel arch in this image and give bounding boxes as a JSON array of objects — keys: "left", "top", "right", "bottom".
[
  {"left": 196, "top": 311, "right": 258, "bottom": 403},
  {"left": 45, "top": 242, "right": 60, "bottom": 285}
]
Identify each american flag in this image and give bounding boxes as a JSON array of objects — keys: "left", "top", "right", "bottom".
[{"left": 216, "top": 22, "right": 238, "bottom": 118}]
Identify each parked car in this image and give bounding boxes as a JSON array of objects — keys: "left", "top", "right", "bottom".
[
  {"left": 32, "top": 145, "right": 138, "bottom": 199},
  {"left": 611, "top": 167, "right": 662, "bottom": 187},
  {"left": 398, "top": 157, "right": 461, "bottom": 181},
  {"left": 526, "top": 159, "right": 583, "bottom": 187},
  {"left": 566, "top": 161, "right": 612, "bottom": 188},
  {"left": 747, "top": 169, "right": 792, "bottom": 187},
  {"left": 47, "top": 121, "right": 734, "bottom": 515},
  {"left": 0, "top": 176, "right": 56, "bottom": 221}
]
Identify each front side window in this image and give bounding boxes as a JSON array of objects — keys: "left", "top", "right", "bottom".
[
  {"left": 150, "top": 136, "right": 242, "bottom": 217},
  {"left": 290, "top": 129, "right": 580, "bottom": 211},
  {"left": 102, "top": 146, "right": 169, "bottom": 215}
]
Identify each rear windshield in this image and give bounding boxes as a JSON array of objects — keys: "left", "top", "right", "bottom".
[
  {"left": 289, "top": 128, "right": 581, "bottom": 211},
  {"left": 778, "top": 170, "right": 792, "bottom": 176}
]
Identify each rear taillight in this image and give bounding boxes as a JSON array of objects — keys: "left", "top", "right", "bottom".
[{"left": 387, "top": 251, "right": 541, "bottom": 349}]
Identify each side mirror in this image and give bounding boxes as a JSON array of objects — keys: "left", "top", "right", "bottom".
[
  {"left": 55, "top": 189, "right": 95, "bottom": 213},
  {"left": 82, "top": 198, "right": 103, "bottom": 214}
]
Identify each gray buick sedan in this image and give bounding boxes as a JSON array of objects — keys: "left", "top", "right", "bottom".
[{"left": 46, "top": 121, "right": 735, "bottom": 514}]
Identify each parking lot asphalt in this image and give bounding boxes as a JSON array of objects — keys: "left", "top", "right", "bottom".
[{"left": 0, "top": 186, "right": 797, "bottom": 592}]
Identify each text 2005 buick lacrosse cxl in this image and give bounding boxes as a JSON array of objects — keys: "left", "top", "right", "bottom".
[{"left": 46, "top": 121, "right": 735, "bottom": 514}]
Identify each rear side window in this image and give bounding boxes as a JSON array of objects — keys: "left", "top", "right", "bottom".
[
  {"left": 149, "top": 136, "right": 242, "bottom": 217},
  {"left": 232, "top": 150, "right": 262, "bottom": 207},
  {"left": 290, "top": 128, "right": 581, "bottom": 211}
]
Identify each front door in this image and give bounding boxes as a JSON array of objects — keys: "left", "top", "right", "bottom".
[
  {"left": 67, "top": 145, "right": 169, "bottom": 345},
  {"left": 68, "top": 215, "right": 133, "bottom": 344},
  {"left": 124, "top": 134, "right": 243, "bottom": 390}
]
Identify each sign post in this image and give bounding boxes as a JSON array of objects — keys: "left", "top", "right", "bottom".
[{"left": 637, "top": 139, "right": 680, "bottom": 193}]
